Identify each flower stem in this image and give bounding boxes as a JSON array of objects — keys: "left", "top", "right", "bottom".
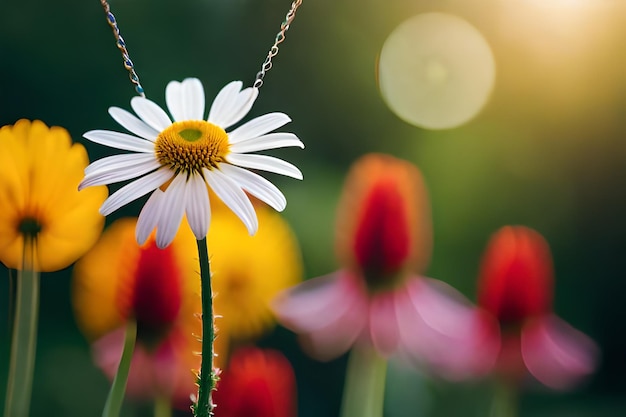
[
  {"left": 154, "top": 395, "right": 172, "bottom": 417},
  {"left": 194, "top": 238, "right": 216, "bottom": 417},
  {"left": 101, "top": 320, "right": 137, "bottom": 417},
  {"left": 340, "top": 346, "right": 388, "bottom": 417},
  {"left": 490, "top": 380, "right": 518, "bottom": 417},
  {"left": 4, "top": 239, "right": 39, "bottom": 417}
]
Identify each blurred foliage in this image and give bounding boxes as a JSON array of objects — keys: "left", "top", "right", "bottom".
[{"left": 1, "top": 0, "right": 626, "bottom": 416}]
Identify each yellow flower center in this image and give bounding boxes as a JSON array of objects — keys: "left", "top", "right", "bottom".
[{"left": 154, "top": 120, "right": 230, "bottom": 175}]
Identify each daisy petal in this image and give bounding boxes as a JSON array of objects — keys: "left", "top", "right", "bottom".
[
  {"left": 165, "top": 81, "right": 183, "bottom": 122},
  {"left": 155, "top": 174, "right": 188, "bottom": 248},
  {"left": 84, "top": 130, "right": 155, "bottom": 153},
  {"left": 208, "top": 81, "right": 244, "bottom": 126},
  {"left": 108, "top": 107, "right": 160, "bottom": 141},
  {"left": 204, "top": 168, "right": 258, "bottom": 235},
  {"left": 182, "top": 78, "right": 205, "bottom": 120},
  {"left": 227, "top": 153, "right": 303, "bottom": 180},
  {"left": 228, "top": 113, "right": 291, "bottom": 143},
  {"left": 136, "top": 189, "right": 165, "bottom": 245},
  {"left": 130, "top": 97, "right": 172, "bottom": 132},
  {"left": 100, "top": 168, "right": 173, "bottom": 216},
  {"left": 80, "top": 155, "right": 160, "bottom": 189},
  {"left": 230, "top": 132, "right": 305, "bottom": 154},
  {"left": 219, "top": 164, "right": 286, "bottom": 211},
  {"left": 166, "top": 78, "right": 205, "bottom": 122},
  {"left": 217, "top": 87, "right": 259, "bottom": 129},
  {"left": 85, "top": 153, "right": 157, "bottom": 175},
  {"left": 185, "top": 174, "right": 211, "bottom": 240}
]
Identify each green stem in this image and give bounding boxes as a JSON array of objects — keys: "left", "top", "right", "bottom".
[
  {"left": 102, "top": 320, "right": 137, "bottom": 417},
  {"left": 154, "top": 395, "right": 172, "bottom": 417},
  {"left": 340, "top": 346, "right": 388, "bottom": 417},
  {"left": 4, "top": 239, "right": 39, "bottom": 417},
  {"left": 193, "top": 238, "right": 215, "bottom": 417},
  {"left": 490, "top": 379, "right": 518, "bottom": 417}
]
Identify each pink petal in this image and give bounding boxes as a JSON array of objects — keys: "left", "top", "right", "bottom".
[
  {"left": 369, "top": 291, "right": 401, "bottom": 357},
  {"left": 273, "top": 271, "right": 359, "bottom": 332},
  {"left": 396, "top": 277, "right": 500, "bottom": 380},
  {"left": 300, "top": 293, "right": 368, "bottom": 362},
  {"left": 92, "top": 328, "right": 156, "bottom": 399},
  {"left": 151, "top": 337, "right": 180, "bottom": 396},
  {"left": 521, "top": 315, "right": 599, "bottom": 390},
  {"left": 273, "top": 271, "right": 368, "bottom": 361}
]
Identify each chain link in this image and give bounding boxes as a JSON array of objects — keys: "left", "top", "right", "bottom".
[
  {"left": 100, "top": 0, "right": 145, "bottom": 97},
  {"left": 99, "top": 0, "right": 303, "bottom": 94},
  {"left": 253, "top": 0, "right": 303, "bottom": 89}
]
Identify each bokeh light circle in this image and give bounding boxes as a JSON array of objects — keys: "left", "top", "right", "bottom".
[{"left": 378, "top": 13, "right": 496, "bottom": 130}]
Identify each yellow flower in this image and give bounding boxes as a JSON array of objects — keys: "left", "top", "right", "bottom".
[
  {"left": 210, "top": 202, "right": 302, "bottom": 342},
  {"left": 0, "top": 119, "right": 107, "bottom": 271}
]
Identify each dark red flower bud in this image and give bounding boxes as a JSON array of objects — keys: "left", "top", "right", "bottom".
[
  {"left": 213, "top": 347, "right": 297, "bottom": 417},
  {"left": 477, "top": 226, "right": 553, "bottom": 326},
  {"left": 335, "top": 153, "right": 432, "bottom": 289}
]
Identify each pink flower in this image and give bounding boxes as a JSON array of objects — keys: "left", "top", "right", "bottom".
[
  {"left": 477, "top": 226, "right": 599, "bottom": 389},
  {"left": 274, "top": 153, "right": 498, "bottom": 379},
  {"left": 212, "top": 347, "right": 297, "bottom": 417}
]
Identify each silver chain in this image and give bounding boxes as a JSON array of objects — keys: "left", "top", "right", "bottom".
[
  {"left": 100, "top": 0, "right": 145, "bottom": 97},
  {"left": 99, "top": 0, "right": 303, "bottom": 95},
  {"left": 253, "top": 0, "right": 303, "bottom": 89}
]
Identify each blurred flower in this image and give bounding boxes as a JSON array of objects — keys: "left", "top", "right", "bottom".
[
  {"left": 72, "top": 217, "right": 203, "bottom": 408},
  {"left": 80, "top": 78, "right": 304, "bottom": 248},
  {"left": 0, "top": 119, "right": 106, "bottom": 271},
  {"left": 212, "top": 347, "right": 297, "bottom": 417},
  {"left": 210, "top": 201, "right": 303, "bottom": 343},
  {"left": 274, "top": 153, "right": 497, "bottom": 378},
  {"left": 477, "top": 226, "right": 599, "bottom": 389}
]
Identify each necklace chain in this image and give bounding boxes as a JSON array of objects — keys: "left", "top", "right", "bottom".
[
  {"left": 99, "top": 0, "right": 146, "bottom": 97},
  {"left": 253, "top": 0, "right": 303, "bottom": 89},
  {"left": 99, "top": 0, "right": 303, "bottom": 96}
]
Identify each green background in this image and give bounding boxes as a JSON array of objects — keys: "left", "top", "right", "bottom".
[{"left": 1, "top": 0, "right": 626, "bottom": 415}]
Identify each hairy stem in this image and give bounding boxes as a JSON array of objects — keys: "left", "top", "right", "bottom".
[{"left": 193, "top": 238, "right": 216, "bottom": 417}]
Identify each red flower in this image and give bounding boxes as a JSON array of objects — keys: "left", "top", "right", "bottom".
[
  {"left": 477, "top": 226, "right": 598, "bottom": 389},
  {"left": 73, "top": 218, "right": 202, "bottom": 409},
  {"left": 275, "top": 154, "right": 497, "bottom": 379},
  {"left": 213, "top": 347, "right": 297, "bottom": 417}
]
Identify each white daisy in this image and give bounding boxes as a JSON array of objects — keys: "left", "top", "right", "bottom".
[{"left": 80, "top": 78, "right": 304, "bottom": 248}]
